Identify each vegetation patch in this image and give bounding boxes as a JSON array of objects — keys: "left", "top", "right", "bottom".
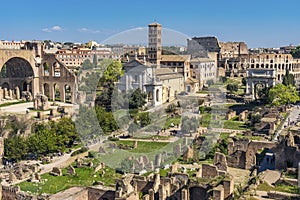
[
  {"left": 18, "top": 163, "right": 122, "bottom": 195},
  {"left": 115, "top": 140, "right": 169, "bottom": 153}
]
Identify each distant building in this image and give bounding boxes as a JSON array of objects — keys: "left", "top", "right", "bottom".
[
  {"left": 219, "top": 42, "right": 248, "bottom": 59},
  {"left": 119, "top": 59, "right": 184, "bottom": 106},
  {"left": 0, "top": 40, "right": 26, "bottom": 49},
  {"left": 190, "top": 57, "right": 217, "bottom": 90},
  {"left": 55, "top": 48, "right": 118, "bottom": 70},
  {"left": 187, "top": 36, "right": 221, "bottom": 57}
]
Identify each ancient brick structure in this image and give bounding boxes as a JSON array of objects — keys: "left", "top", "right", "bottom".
[{"left": 0, "top": 42, "right": 77, "bottom": 104}]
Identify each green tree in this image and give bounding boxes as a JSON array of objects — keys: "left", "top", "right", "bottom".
[
  {"left": 75, "top": 105, "right": 103, "bottom": 141},
  {"left": 0, "top": 65, "right": 7, "bottom": 78},
  {"left": 291, "top": 46, "right": 300, "bottom": 58},
  {"left": 120, "top": 158, "right": 134, "bottom": 173},
  {"left": 100, "top": 60, "right": 124, "bottom": 84},
  {"left": 4, "top": 136, "right": 28, "bottom": 161},
  {"left": 268, "top": 84, "right": 299, "bottom": 105},
  {"left": 50, "top": 118, "right": 79, "bottom": 148},
  {"left": 81, "top": 59, "right": 94, "bottom": 70},
  {"left": 129, "top": 88, "right": 147, "bottom": 109},
  {"left": 226, "top": 83, "right": 238, "bottom": 94},
  {"left": 128, "top": 122, "right": 139, "bottom": 136},
  {"left": 139, "top": 112, "right": 151, "bottom": 127},
  {"left": 95, "top": 106, "right": 118, "bottom": 134},
  {"left": 181, "top": 116, "right": 199, "bottom": 134},
  {"left": 282, "top": 69, "right": 295, "bottom": 86}
]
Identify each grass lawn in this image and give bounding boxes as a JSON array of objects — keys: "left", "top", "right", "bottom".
[
  {"left": 131, "top": 134, "right": 170, "bottom": 140},
  {"left": 256, "top": 181, "right": 300, "bottom": 194},
  {"left": 223, "top": 120, "right": 248, "bottom": 130},
  {"left": 163, "top": 116, "right": 181, "bottom": 129},
  {"left": 200, "top": 113, "right": 212, "bottom": 127},
  {"left": 115, "top": 140, "right": 170, "bottom": 153},
  {"left": 159, "top": 168, "right": 170, "bottom": 177},
  {"left": 201, "top": 113, "right": 249, "bottom": 130},
  {"left": 18, "top": 163, "right": 122, "bottom": 195}
]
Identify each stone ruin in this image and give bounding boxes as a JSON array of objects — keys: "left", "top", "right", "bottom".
[
  {"left": 50, "top": 167, "right": 62, "bottom": 176},
  {"left": 113, "top": 161, "right": 235, "bottom": 200},
  {"left": 94, "top": 163, "right": 105, "bottom": 174},
  {"left": 0, "top": 86, "right": 23, "bottom": 101},
  {"left": 67, "top": 166, "right": 76, "bottom": 176},
  {"left": 183, "top": 146, "right": 193, "bottom": 162},
  {"left": 21, "top": 91, "right": 32, "bottom": 101},
  {"left": 6, "top": 163, "right": 39, "bottom": 183},
  {"left": 98, "top": 146, "right": 106, "bottom": 154},
  {"left": 30, "top": 172, "right": 41, "bottom": 183},
  {"left": 34, "top": 93, "right": 49, "bottom": 110},
  {"left": 225, "top": 109, "right": 236, "bottom": 120},
  {"left": 226, "top": 131, "right": 300, "bottom": 170},
  {"left": 213, "top": 152, "right": 228, "bottom": 172},
  {"left": 239, "top": 110, "right": 248, "bottom": 122}
]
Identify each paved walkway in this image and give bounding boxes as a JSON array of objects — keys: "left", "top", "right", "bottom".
[
  {"left": 273, "top": 105, "right": 300, "bottom": 141},
  {"left": 261, "top": 170, "right": 281, "bottom": 186},
  {"left": 0, "top": 101, "right": 74, "bottom": 115}
]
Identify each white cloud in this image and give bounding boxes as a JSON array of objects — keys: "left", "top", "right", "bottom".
[
  {"left": 42, "top": 28, "right": 51, "bottom": 33},
  {"left": 52, "top": 25, "right": 62, "bottom": 31},
  {"left": 42, "top": 25, "right": 63, "bottom": 32},
  {"left": 78, "top": 27, "right": 102, "bottom": 34}
]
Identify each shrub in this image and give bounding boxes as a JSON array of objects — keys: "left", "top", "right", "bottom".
[
  {"left": 71, "top": 147, "right": 88, "bottom": 156},
  {"left": 108, "top": 136, "right": 119, "bottom": 141}
]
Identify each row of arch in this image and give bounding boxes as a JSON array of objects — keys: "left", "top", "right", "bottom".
[
  {"left": 226, "top": 63, "right": 295, "bottom": 71},
  {"left": 43, "top": 83, "right": 72, "bottom": 103},
  {"left": 250, "top": 63, "right": 293, "bottom": 71}
]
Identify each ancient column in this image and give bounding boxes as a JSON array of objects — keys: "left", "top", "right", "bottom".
[{"left": 15, "top": 87, "right": 20, "bottom": 100}]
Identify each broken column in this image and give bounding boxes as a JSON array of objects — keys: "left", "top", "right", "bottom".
[
  {"left": 15, "top": 87, "right": 20, "bottom": 100},
  {"left": 34, "top": 93, "right": 49, "bottom": 110}
]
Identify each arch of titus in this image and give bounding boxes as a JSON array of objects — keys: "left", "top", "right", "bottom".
[{"left": 246, "top": 69, "right": 276, "bottom": 99}]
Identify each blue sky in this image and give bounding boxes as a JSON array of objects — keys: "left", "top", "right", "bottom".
[{"left": 1, "top": 0, "right": 300, "bottom": 48}]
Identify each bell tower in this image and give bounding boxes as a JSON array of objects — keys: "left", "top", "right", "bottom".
[{"left": 148, "top": 22, "right": 162, "bottom": 66}]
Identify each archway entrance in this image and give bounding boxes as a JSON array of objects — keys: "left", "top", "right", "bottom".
[
  {"left": 0, "top": 57, "right": 34, "bottom": 99},
  {"left": 254, "top": 82, "right": 267, "bottom": 100},
  {"left": 64, "top": 84, "right": 72, "bottom": 103},
  {"left": 44, "top": 83, "right": 50, "bottom": 99},
  {"left": 54, "top": 84, "right": 61, "bottom": 101},
  {"left": 187, "top": 85, "right": 191, "bottom": 93},
  {"left": 257, "top": 149, "right": 275, "bottom": 172}
]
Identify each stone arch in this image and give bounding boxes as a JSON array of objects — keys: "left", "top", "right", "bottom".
[
  {"left": 43, "top": 83, "right": 50, "bottom": 99},
  {"left": 53, "top": 62, "right": 61, "bottom": 77},
  {"left": 0, "top": 57, "right": 36, "bottom": 99},
  {"left": 257, "top": 149, "right": 275, "bottom": 172},
  {"left": 54, "top": 83, "right": 61, "bottom": 101},
  {"left": 186, "top": 85, "right": 191, "bottom": 93},
  {"left": 1, "top": 82, "right": 9, "bottom": 89},
  {"left": 64, "top": 84, "right": 72, "bottom": 103},
  {"left": 43, "top": 62, "right": 49, "bottom": 76}
]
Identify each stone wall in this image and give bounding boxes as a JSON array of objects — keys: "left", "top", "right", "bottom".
[{"left": 201, "top": 164, "right": 219, "bottom": 178}]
